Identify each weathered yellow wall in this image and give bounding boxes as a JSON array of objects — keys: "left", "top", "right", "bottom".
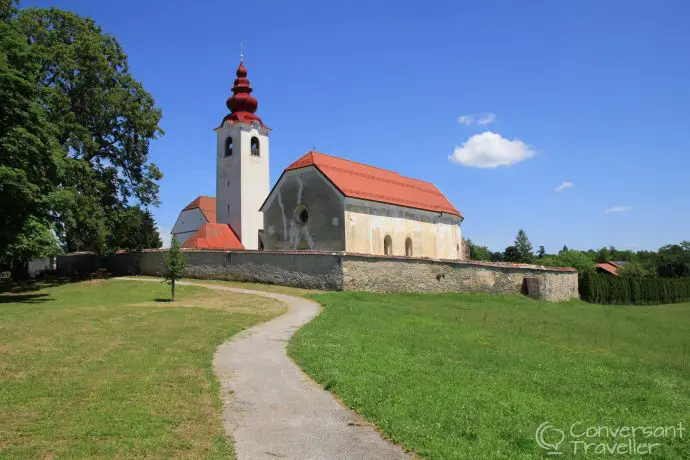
[{"left": 344, "top": 200, "right": 464, "bottom": 260}]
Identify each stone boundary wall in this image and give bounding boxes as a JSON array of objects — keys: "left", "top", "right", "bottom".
[
  {"left": 56, "top": 250, "right": 579, "bottom": 301},
  {"left": 342, "top": 254, "right": 579, "bottom": 302}
]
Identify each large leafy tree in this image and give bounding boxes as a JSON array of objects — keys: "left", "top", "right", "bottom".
[
  {"left": 1, "top": 1, "right": 164, "bottom": 272},
  {"left": 0, "top": 0, "right": 62, "bottom": 272}
]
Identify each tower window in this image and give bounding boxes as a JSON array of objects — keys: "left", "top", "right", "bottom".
[
  {"left": 405, "top": 237, "right": 413, "bottom": 257},
  {"left": 384, "top": 235, "right": 392, "bottom": 256},
  {"left": 293, "top": 204, "right": 309, "bottom": 225},
  {"left": 250, "top": 136, "right": 260, "bottom": 156},
  {"left": 224, "top": 137, "right": 233, "bottom": 157}
]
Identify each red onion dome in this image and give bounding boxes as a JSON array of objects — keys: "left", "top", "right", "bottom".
[{"left": 220, "top": 61, "right": 265, "bottom": 127}]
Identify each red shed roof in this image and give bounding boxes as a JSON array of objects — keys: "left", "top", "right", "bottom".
[
  {"left": 596, "top": 262, "right": 621, "bottom": 276},
  {"left": 183, "top": 196, "right": 216, "bottom": 224},
  {"left": 283, "top": 151, "right": 462, "bottom": 218},
  {"left": 181, "top": 223, "right": 244, "bottom": 250}
]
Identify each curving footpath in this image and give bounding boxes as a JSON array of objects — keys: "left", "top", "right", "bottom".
[{"left": 120, "top": 277, "right": 411, "bottom": 460}]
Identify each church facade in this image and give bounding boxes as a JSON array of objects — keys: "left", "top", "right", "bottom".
[{"left": 174, "top": 59, "right": 465, "bottom": 260}]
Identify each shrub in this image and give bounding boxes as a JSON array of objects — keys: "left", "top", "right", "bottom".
[{"left": 580, "top": 272, "right": 690, "bottom": 305}]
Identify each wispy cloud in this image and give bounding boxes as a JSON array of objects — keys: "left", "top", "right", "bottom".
[
  {"left": 555, "top": 181, "right": 574, "bottom": 192},
  {"left": 605, "top": 206, "right": 632, "bottom": 213},
  {"left": 157, "top": 226, "right": 172, "bottom": 248},
  {"left": 477, "top": 113, "right": 497, "bottom": 125},
  {"left": 448, "top": 131, "right": 535, "bottom": 168},
  {"left": 457, "top": 112, "right": 497, "bottom": 126}
]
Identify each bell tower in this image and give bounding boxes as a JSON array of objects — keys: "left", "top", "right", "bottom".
[{"left": 214, "top": 58, "right": 270, "bottom": 250}]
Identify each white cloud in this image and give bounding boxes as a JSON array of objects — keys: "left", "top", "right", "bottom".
[
  {"left": 457, "top": 112, "right": 497, "bottom": 126},
  {"left": 477, "top": 113, "right": 497, "bottom": 125},
  {"left": 605, "top": 206, "right": 632, "bottom": 213},
  {"left": 448, "top": 131, "right": 535, "bottom": 168},
  {"left": 158, "top": 226, "right": 172, "bottom": 248},
  {"left": 555, "top": 181, "right": 574, "bottom": 192}
]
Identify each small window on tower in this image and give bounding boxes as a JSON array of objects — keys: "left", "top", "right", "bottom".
[
  {"left": 225, "top": 137, "right": 233, "bottom": 157},
  {"left": 250, "top": 136, "right": 260, "bottom": 156}
]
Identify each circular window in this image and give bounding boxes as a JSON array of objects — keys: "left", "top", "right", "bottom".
[{"left": 294, "top": 204, "right": 309, "bottom": 225}]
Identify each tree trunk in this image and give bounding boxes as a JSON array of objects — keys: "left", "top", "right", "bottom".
[{"left": 171, "top": 279, "right": 175, "bottom": 300}]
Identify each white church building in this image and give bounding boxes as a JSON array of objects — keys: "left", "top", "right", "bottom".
[{"left": 172, "top": 59, "right": 465, "bottom": 260}]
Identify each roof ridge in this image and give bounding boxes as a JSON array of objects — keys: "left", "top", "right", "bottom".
[{"left": 310, "top": 151, "right": 406, "bottom": 177}]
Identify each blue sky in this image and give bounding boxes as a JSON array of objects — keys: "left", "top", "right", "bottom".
[{"left": 24, "top": 0, "right": 690, "bottom": 251}]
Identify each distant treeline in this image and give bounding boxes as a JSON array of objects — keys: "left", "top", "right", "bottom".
[{"left": 466, "top": 230, "right": 690, "bottom": 278}]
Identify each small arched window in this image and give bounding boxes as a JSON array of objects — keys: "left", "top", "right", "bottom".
[
  {"left": 250, "top": 136, "right": 260, "bottom": 156},
  {"left": 384, "top": 235, "right": 392, "bottom": 256},
  {"left": 224, "top": 136, "right": 233, "bottom": 157},
  {"left": 405, "top": 237, "right": 413, "bottom": 257}
]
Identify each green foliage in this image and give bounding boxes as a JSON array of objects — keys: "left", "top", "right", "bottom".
[
  {"left": 109, "top": 207, "right": 162, "bottom": 252},
  {"left": 580, "top": 271, "right": 690, "bottom": 305},
  {"left": 537, "top": 245, "right": 545, "bottom": 258},
  {"left": 0, "top": 3, "right": 163, "bottom": 269},
  {"left": 618, "top": 260, "right": 652, "bottom": 278},
  {"left": 162, "top": 237, "right": 186, "bottom": 300},
  {"left": 539, "top": 250, "right": 596, "bottom": 273},
  {"left": 466, "top": 239, "right": 491, "bottom": 261},
  {"left": 503, "top": 245, "right": 520, "bottom": 262},
  {"left": 656, "top": 242, "right": 690, "bottom": 278},
  {"left": 513, "top": 229, "right": 534, "bottom": 262}
]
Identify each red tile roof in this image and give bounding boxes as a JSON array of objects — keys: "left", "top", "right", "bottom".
[
  {"left": 284, "top": 151, "right": 462, "bottom": 218},
  {"left": 596, "top": 262, "right": 620, "bottom": 276},
  {"left": 181, "top": 223, "right": 244, "bottom": 250},
  {"left": 183, "top": 196, "right": 216, "bottom": 224}
]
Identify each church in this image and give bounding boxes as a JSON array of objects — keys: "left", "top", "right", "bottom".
[{"left": 172, "top": 59, "right": 465, "bottom": 260}]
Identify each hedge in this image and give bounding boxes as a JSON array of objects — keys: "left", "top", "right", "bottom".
[{"left": 579, "top": 271, "right": 690, "bottom": 305}]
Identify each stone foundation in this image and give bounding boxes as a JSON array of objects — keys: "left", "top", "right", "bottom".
[{"left": 57, "top": 250, "right": 579, "bottom": 302}]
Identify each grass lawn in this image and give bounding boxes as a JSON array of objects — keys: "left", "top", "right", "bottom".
[
  {"left": 0, "top": 279, "right": 284, "bottom": 459},
  {"left": 289, "top": 292, "right": 690, "bottom": 459}
]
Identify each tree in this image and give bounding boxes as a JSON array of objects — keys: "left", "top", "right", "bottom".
[
  {"left": 537, "top": 245, "right": 546, "bottom": 259},
  {"left": 162, "top": 237, "right": 186, "bottom": 300},
  {"left": 656, "top": 242, "right": 690, "bottom": 278},
  {"left": 618, "top": 260, "right": 651, "bottom": 278},
  {"left": 0, "top": 217, "right": 62, "bottom": 279},
  {"left": 560, "top": 245, "right": 569, "bottom": 254},
  {"left": 109, "top": 207, "right": 162, "bottom": 252},
  {"left": 540, "top": 250, "right": 596, "bottom": 274},
  {"left": 0, "top": 2, "right": 62, "bottom": 266},
  {"left": 513, "top": 229, "right": 534, "bottom": 263},
  {"left": 467, "top": 239, "right": 491, "bottom": 261},
  {"left": 503, "top": 246, "right": 520, "bottom": 263}
]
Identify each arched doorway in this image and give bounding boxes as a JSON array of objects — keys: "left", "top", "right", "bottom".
[{"left": 405, "top": 237, "right": 413, "bottom": 257}]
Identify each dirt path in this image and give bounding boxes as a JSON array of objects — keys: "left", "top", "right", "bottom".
[{"left": 120, "top": 278, "right": 411, "bottom": 460}]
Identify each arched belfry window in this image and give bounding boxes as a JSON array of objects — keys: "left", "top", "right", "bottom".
[
  {"left": 384, "top": 235, "right": 393, "bottom": 256},
  {"left": 224, "top": 136, "right": 233, "bottom": 157},
  {"left": 250, "top": 136, "right": 260, "bottom": 156},
  {"left": 405, "top": 237, "right": 413, "bottom": 257}
]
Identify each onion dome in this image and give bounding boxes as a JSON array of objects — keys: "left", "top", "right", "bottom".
[{"left": 220, "top": 60, "right": 265, "bottom": 127}]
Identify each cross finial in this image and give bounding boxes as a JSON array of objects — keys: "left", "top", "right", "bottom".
[{"left": 240, "top": 41, "right": 244, "bottom": 62}]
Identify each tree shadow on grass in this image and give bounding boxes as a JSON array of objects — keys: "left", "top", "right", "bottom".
[
  {"left": 0, "top": 293, "right": 51, "bottom": 304},
  {"left": 154, "top": 298, "right": 174, "bottom": 303}
]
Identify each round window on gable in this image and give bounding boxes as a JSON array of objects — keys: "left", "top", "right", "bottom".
[
  {"left": 250, "top": 136, "right": 260, "bottom": 156},
  {"left": 224, "top": 136, "right": 233, "bottom": 157},
  {"left": 294, "top": 204, "right": 309, "bottom": 225}
]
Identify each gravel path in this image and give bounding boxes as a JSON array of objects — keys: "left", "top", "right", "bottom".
[{"left": 120, "top": 278, "right": 411, "bottom": 460}]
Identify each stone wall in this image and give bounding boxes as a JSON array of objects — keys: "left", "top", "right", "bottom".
[
  {"left": 341, "top": 254, "right": 579, "bottom": 302},
  {"left": 56, "top": 250, "right": 579, "bottom": 302}
]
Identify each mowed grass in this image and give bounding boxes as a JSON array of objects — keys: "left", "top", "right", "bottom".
[
  {"left": 289, "top": 292, "right": 690, "bottom": 459},
  {"left": 0, "top": 279, "right": 284, "bottom": 459}
]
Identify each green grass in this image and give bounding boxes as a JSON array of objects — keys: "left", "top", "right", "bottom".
[
  {"left": 0, "top": 279, "right": 283, "bottom": 459},
  {"left": 289, "top": 292, "right": 690, "bottom": 459}
]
